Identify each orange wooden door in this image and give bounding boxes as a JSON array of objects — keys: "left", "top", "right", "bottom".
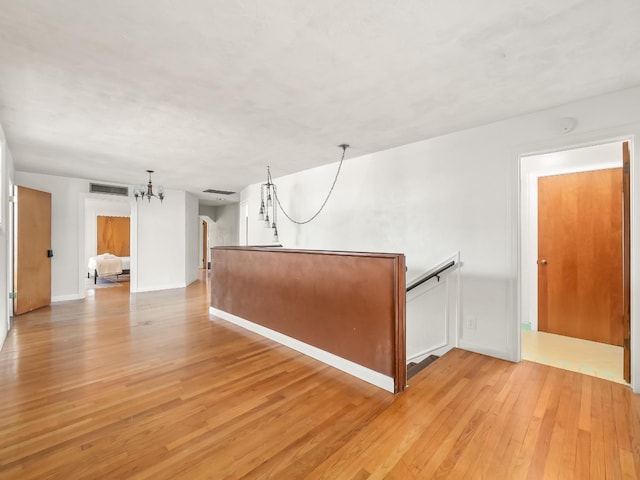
[
  {"left": 538, "top": 168, "right": 623, "bottom": 346},
  {"left": 15, "top": 186, "right": 52, "bottom": 315},
  {"left": 97, "top": 216, "right": 130, "bottom": 256}
]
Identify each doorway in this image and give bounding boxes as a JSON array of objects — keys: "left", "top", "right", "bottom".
[
  {"left": 83, "top": 196, "right": 133, "bottom": 293},
  {"left": 520, "top": 140, "right": 630, "bottom": 384}
]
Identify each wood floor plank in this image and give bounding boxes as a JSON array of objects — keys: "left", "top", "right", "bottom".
[
  {"left": 590, "top": 376, "right": 608, "bottom": 478},
  {"left": 630, "top": 394, "right": 640, "bottom": 475},
  {"left": 558, "top": 374, "right": 583, "bottom": 480},
  {"left": 505, "top": 362, "right": 549, "bottom": 477},
  {"left": 1, "top": 272, "right": 639, "bottom": 479}
]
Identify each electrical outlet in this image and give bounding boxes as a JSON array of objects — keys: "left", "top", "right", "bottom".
[{"left": 466, "top": 316, "right": 476, "bottom": 330}]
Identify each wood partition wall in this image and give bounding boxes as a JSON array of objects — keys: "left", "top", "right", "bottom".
[{"left": 209, "top": 247, "right": 406, "bottom": 393}]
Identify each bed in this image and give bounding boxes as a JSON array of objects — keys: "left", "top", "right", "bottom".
[{"left": 88, "top": 254, "right": 131, "bottom": 284}]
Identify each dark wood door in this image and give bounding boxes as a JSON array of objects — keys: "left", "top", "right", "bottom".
[
  {"left": 15, "top": 186, "right": 52, "bottom": 315},
  {"left": 622, "top": 142, "right": 631, "bottom": 381},
  {"left": 538, "top": 168, "right": 623, "bottom": 346}
]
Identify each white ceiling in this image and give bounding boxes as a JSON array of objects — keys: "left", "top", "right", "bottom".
[{"left": 1, "top": 1, "right": 639, "bottom": 205}]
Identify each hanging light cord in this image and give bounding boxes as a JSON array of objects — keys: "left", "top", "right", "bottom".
[{"left": 271, "top": 144, "right": 348, "bottom": 225}]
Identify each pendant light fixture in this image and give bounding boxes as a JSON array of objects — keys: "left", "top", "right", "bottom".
[
  {"left": 133, "top": 170, "right": 165, "bottom": 203},
  {"left": 258, "top": 144, "right": 349, "bottom": 243}
]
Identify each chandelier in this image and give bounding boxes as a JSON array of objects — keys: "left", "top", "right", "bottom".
[
  {"left": 133, "top": 170, "right": 165, "bottom": 203},
  {"left": 258, "top": 144, "right": 349, "bottom": 243}
]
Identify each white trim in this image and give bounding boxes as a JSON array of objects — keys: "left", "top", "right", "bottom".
[
  {"left": 520, "top": 145, "right": 622, "bottom": 331},
  {"left": 136, "top": 282, "right": 187, "bottom": 293},
  {"left": 514, "top": 129, "right": 639, "bottom": 393},
  {"left": 130, "top": 201, "right": 138, "bottom": 292},
  {"left": 78, "top": 194, "right": 86, "bottom": 300},
  {"left": 506, "top": 145, "right": 519, "bottom": 362},
  {"left": 630, "top": 134, "right": 639, "bottom": 393},
  {"left": 405, "top": 251, "right": 460, "bottom": 363},
  {"left": 458, "top": 339, "right": 510, "bottom": 362},
  {"left": 406, "top": 268, "right": 451, "bottom": 361},
  {"left": 52, "top": 293, "right": 83, "bottom": 303},
  {"left": 7, "top": 181, "right": 15, "bottom": 331},
  {"left": 209, "top": 307, "right": 395, "bottom": 393},
  {"left": 81, "top": 192, "right": 134, "bottom": 297},
  {"left": 408, "top": 343, "right": 454, "bottom": 365},
  {"left": 407, "top": 344, "right": 448, "bottom": 363}
]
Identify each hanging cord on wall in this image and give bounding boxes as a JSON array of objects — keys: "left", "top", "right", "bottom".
[{"left": 272, "top": 144, "right": 349, "bottom": 225}]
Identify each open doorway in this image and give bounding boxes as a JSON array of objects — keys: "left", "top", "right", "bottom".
[
  {"left": 520, "top": 140, "right": 630, "bottom": 384},
  {"left": 202, "top": 220, "right": 208, "bottom": 269},
  {"left": 84, "top": 196, "right": 132, "bottom": 293},
  {"left": 199, "top": 215, "right": 214, "bottom": 271}
]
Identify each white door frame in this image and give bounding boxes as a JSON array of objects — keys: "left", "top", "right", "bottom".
[
  {"left": 514, "top": 130, "right": 638, "bottom": 392},
  {"left": 520, "top": 141, "right": 623, "bottom": 332}
]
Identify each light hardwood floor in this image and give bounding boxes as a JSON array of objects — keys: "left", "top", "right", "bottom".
[
  {"left": 1, "top": 273, "right": 639, "bottom": 479},
  {"left": 522, "top": 327, "right": 626, "bottom": 384}
]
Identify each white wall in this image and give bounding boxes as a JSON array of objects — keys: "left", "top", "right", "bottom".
[
  {"left": 0, "top": 126, "right": 14, "bottom": 350},
  {"left": 520, "top": 141, "right": 623, "bottom": 330},
  {"left": 131, "top": 189, "right": 198, "bottom": 292},
  {"left": 406, "top": 253, "right": 460, "bottom": 364},
  {"left": 213, "top": 203, "right": 239, "bottom": 246},
  {"left": 198, "top": 205, "right": 216, "bottom": 219},
  {"left": 241, "top": 86, "right": 640, "bottom": 392},
  {"left": 15, "top": 171, "right": 89, "bottom": 302},
  {"left": 133, "top": 189, "right": 187, "bottom": 292},
  {"left": 185, "top": 193, "right": 199, "bottom": 285}
]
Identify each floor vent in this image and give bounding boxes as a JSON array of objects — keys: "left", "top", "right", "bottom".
[
  {"left": 203, "top": 189, "right": 236, "bottom": 195},
  {"left": 90, "top": 183, "right": 129, "bottom": 196}
]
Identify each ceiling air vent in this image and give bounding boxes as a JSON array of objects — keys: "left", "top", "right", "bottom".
[
  {"left": 90, "top": 183, "right": 129, "bottom": 196},
  {"left": 203, "top": 189, "right": 236, "bottom": 195}
]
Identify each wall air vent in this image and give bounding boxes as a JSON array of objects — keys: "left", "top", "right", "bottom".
[
  {"left": 203, "top": 189, "right": 236, "bottom": 195},
  {"left": 90, "top": 183, "right": 129, "bottom": 196}
]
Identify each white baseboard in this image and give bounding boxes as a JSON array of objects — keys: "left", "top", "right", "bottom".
[
  {"left": 52, "top": 294, "right": 84, "bottom": 303},
  {"left": 135, "top": 282, "right": 187, "bottom": 293},
  {"left": 407, "top": 342, "right": 449, "bottom": 363},
  {"left": 458, "top": 339, "right": 512, "bottom": 362},
  {"left": 209, "top": 307, "right": 395, "bottom": 393},
  {"left": 407, "top": 344, "right": 454, "bottom": 365}
]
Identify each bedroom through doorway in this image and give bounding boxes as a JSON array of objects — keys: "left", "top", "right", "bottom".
[{"left": 84, "top": 196, "right": 132, "bottom": 293}]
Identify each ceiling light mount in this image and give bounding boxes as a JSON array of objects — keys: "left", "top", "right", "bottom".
[{"left": 134, "top": 170, "right": 165, "bottom": 203}]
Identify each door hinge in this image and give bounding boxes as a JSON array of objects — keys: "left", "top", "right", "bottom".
[
  {"left": 623, "top": 162, "right": 630, "bottom": 174},
  {"left": 8, "top": 195, "right": 16, "bottom": 203},
  {"left": 9, "top": 291, "right": 16, "bottom": 299}
]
